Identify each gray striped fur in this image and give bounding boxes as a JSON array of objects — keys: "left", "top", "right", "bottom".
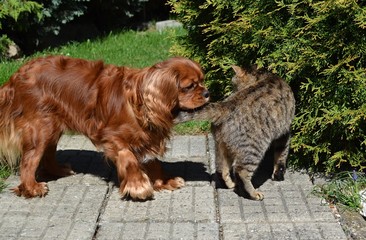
[{"left": 175, "top": 66, "right": 295, "bottom": 200}]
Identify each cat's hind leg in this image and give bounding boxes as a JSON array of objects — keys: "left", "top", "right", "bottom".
[
  {"left": 272, "top": 133, "right": 290, "bottom": 181},
  {"left": 236, "top": 165, "right": 264, "bottom": 201},
  {"left": 216, "top": 141, "right": 235, "bottom": 189}
]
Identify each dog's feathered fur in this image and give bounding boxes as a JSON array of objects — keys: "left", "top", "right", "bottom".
[{"left": 0, "top": 55, "right": 209, "bottom": 200}]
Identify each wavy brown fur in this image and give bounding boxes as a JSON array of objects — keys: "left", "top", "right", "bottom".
[{"left": 0, "top": 55, "right": 209, "bottom": 200}]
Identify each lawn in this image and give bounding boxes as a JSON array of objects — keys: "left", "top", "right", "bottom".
[
  {"left": 0, "top": 28, "right": 184, "bottom": 85},
  {"left": 0, "top": 27, "right": 210, "bottom": 192}
]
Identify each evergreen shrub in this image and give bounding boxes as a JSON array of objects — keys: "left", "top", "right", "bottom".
[
  {"left": 0, "top": 0, "right": 42, "bottom": 59},
  {"left": 169, "top": 0, "right": 366, "bottom": 173}
]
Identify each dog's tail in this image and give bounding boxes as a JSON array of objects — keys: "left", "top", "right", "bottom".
[
  {"left": 0, "top": 83, "right": 22, "bottom": 169},
  {"left": 175, "top": 103, "right": 228, "bottom": 124}
]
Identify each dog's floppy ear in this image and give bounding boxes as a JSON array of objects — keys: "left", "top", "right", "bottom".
[{"left": 141, "top": 59, "right": 180, "bottom": 129}]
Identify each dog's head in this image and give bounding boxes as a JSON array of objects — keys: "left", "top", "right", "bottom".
[
  {"left": 143, "top": 57, "right": 209, "bottom": 114},
  {"left": 172, "top": 57, "right": 209, "bottom": 110}
]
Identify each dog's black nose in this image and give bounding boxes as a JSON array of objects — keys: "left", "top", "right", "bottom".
[{"left": 202, "top": 90, "right": 210, "bottom": 99}]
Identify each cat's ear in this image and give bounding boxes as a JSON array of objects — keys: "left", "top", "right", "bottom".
[{"left": 231, "top": 65, "right": 246, "bottom": 76}]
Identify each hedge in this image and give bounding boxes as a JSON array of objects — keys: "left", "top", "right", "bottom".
[{"left": 168, "top": 0, "right": 366, "bottom": 173}]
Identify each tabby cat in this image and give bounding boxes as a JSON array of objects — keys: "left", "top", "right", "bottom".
[{"left": 175, "top": 66, "right": 295, "bottom": 200}]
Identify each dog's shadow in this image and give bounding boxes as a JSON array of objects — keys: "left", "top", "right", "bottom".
[
  {"left": 43, "top": 148, "right": 276, "bottom": 200},
  {"left": 40, "top": 150, "right": 210, "bottom": 187}
]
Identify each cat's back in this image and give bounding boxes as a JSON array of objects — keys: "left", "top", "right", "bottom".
[
  {"left": 218, "top": 71, "right": 295, "bottom": 140},
  {"left": 248, "top": 73, "right": 294, "bottom": 113}
]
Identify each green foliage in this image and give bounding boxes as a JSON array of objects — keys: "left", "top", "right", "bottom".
[
  {"left": 0, "top": 0, "right": 42, "bottom": 24},
  {"left": 36, "top": 0, "right": 91, "bottom": 35},
  {"left": 32, "top": 0, "right": 147, "bottom": 36},
  {"left": 313, "top": 171, "right": 366, "bottom": 211},
  {"left": 168, "top": 0, "right": 366, "bottom": 173},
  {"left": 0, "top": 35, "right": 11, "bottom": 56},
  {"left": 1, "top": 0, "right": 150, "bottom": 55},
  {"left": 0, "top": 0, "right": 42, "bottom": 58}
]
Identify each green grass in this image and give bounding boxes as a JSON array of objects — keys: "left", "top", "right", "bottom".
[
  {"left": 0, "top": 28, "right": 186, "bottom": 85},
  {"left": 45, "top": 29, "right": 181, "bottom": 67},
  {"left": 312, "top": 171, "right": 366, "bottom": 212},
  {"left": 0, "top": 165, "right": 11, "bottom": 192},
  {"left": 0, "top": 60, "right": 22, "bottom": 85},
  {"left": 173, "top": 121, "right": 211, "bottom": 135}
]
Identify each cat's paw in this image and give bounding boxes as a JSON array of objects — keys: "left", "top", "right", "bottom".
[
  {"left": 272, "top": 172, "right": 284, "bottom": 181},
  {"left": 224, "top": 177, "right": 236, "bottom": 189},
  {"left": 250, "top": 190, "right": 264, "bottom": 201},
  {"left": 272, "top": 165, "right": 286, "bottom": 181}
]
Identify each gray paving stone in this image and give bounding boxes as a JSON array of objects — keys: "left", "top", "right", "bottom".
[
  {"left": 171, "top": 135, "right": 190, "bottom": 158},
  {"left": 94, "top": 223, "right": 124, "bottom": 240},
  {"left": 19, "top": 217, "right": 48, "bottom": 238},
  {"left": 221, "top": 223, "right": 247, "bottom": 240},
  {"left": 42, "top": 221, "right": 72, "bottom": 240},
  {"left": 271, "top": 223, "right": 298, "bottom": 240},
  {"left": 172, "top": 222, "right": 195, "bottom": 239},
  {"left": 121, "top": 222, "right": 147, "bottom": 239},
  {"left": 295, "top": 223, "right": 324, "bottom": 240},
  {"left": 318, "top": 222, "right": 349, "bottom": 239},
  {"left": 247, "top": 223, "right": 272, "bottom": 240},
  {"left": 0, "top": 135, "right": 348, "bottom": 240},
  {"left": 0, "top": 216, "right": 27, "bottom": 238},
  {"left": 189, "top": 135, "right": 207, "bottom": 158},
  {"left": 144, "top": 222, "right": 170, "bottom": 239},
  {"left": 197, "top": 223, "right": 220, "bottom": 240}
]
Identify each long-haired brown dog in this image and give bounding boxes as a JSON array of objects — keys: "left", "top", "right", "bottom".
[{"left": 0, "top": 55, "right": 209, "bottom": 200}]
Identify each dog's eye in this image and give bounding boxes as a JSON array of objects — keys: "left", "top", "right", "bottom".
[{"left": 184, "top": 83, "right": 196, "bottom": 91}]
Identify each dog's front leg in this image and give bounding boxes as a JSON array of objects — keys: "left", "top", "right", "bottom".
[
  {"left": 13, "top": 145, "right": 49, "bottom": 198},
  {"left": 116, "top": 149, "right": 154, "bottom": 200}
]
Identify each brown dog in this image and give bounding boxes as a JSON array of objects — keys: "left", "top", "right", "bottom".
[{"left": 0, "top": 55, "right": 209, "bottom": 200}]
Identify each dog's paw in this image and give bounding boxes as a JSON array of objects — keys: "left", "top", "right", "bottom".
[
  {"left": 12, "top": 182, "right": 48, "bottom": 198},
  {"left": 120, "top": 172, "right": 154, "bottom": 200},
  {"left": 153, "top": 176, "right": 185, "bottom": 191}
]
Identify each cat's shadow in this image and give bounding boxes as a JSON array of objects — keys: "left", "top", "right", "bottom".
[{"left": 38, "top": 149, "right": 210, "bottom": 187}]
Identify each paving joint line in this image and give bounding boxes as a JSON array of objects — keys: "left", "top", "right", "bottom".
[
  {"left": 208, "top": 134, "right": 224, "bottom": 240},
  {"left": 92, "top": 181, "right": 114, "bottom": 239}
]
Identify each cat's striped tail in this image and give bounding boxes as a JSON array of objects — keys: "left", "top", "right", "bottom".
[{"left": 0, "top": 83, "right": 22, "bottom": 169}]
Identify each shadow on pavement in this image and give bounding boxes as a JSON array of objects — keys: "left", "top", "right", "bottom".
[
  {"left": 214, "top": 146, "right": 285, "bottom": 200},
  {"left": 38, "top": 150, "right": 211, "bottom": 188}
]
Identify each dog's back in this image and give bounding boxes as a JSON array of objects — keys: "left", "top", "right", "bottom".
[{"left": 0, "top": 56, "right": 109, "bottom": 167}]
